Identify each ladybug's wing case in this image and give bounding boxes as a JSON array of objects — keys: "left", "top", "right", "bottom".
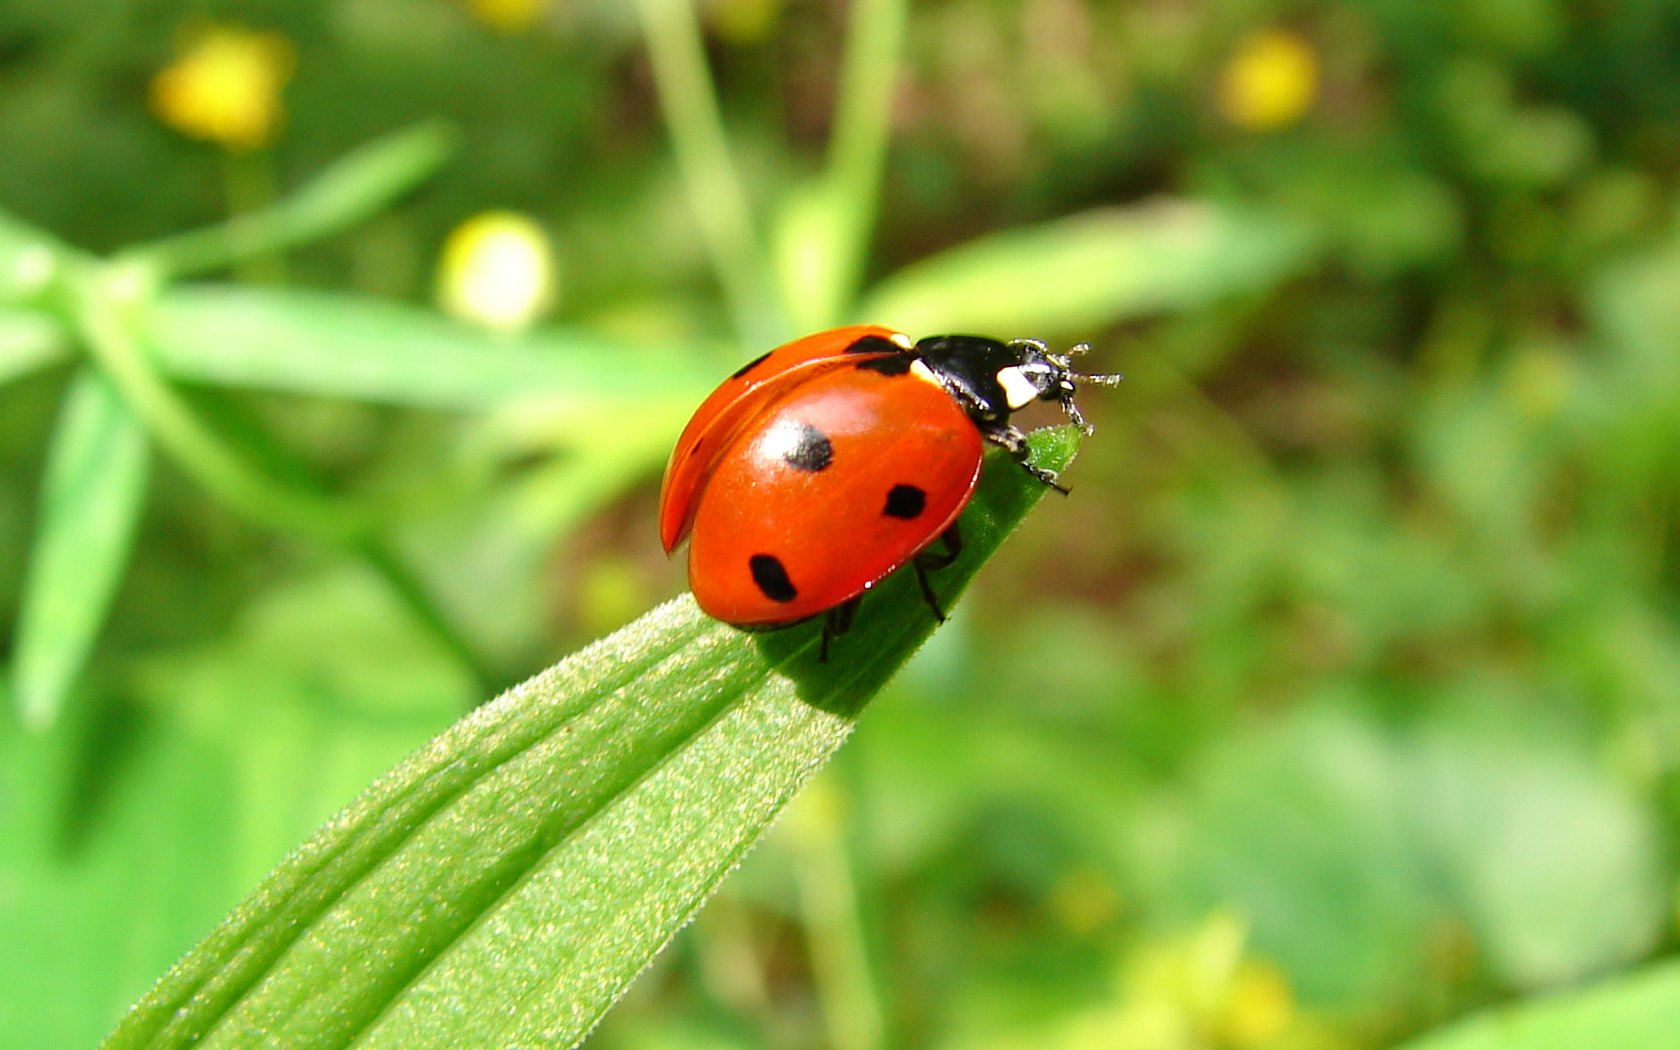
[
  {"left": 686, "top": 366, "right": 984, "bottom": 626},
  {"left": 659, "top": 325, "right": 910, "bottom": 552}
]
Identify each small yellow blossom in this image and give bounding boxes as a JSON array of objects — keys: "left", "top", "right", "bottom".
[
  {"left": 467, "top": 0, "right": 546, "bottom": 34},
  {"left": 1217, "top": 29, "right": 1319, "bottom": 131},
  {"left": 150, "top": 25, "right": 295, "bottom": 150},
  {"left": 1123, "top": 911, "right": 1298, "bottom": 1047},
  {"left": 437, "top": 211, "right": 558, "bottom": 333},
  {"left": 968, "top": 911, "right": 1309, "bottom": 1050},
  {"left": 1217, "top": 959, "right": 1295, "bottom": 1047}
]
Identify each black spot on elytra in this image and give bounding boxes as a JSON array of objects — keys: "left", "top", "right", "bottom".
[
  {"left": 855, "top": 353, "right": 914, "bottom": 376},
  {"left": 730, "top": 351, "right": 773, "bottom": 379},
  {"left": 778, "top": 422, "right": 833, "bottom": 472},
  {"left": 749, "top": 554, "right": 798, "bottom": 602},
  {"left": 883, "top": 484, "right": 927, "bottom": 520},
  {"left": 846, "top": 334, "right": 901, "bottom": 355}
]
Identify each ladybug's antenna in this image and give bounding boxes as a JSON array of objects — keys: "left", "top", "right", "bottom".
[
  {"left": 1006, "top": 337, "right": 1123, "bottom": 433},
  {"left": 1048, "top": 342, "right": 1124, "bottom": 434},
  {"left": 1059, "top": 343, "right": 1126, "bottom": 384},
  {"left": 1048, "top": 344, "right": 1125, "bottom": 389},
  {"left": 1074, "top": 370, "right": 1125, "bottom": 386}
]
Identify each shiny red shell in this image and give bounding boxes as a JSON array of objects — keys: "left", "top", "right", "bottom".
[{"left": 660, "top": 326, "right": 984, "bottom": 626}]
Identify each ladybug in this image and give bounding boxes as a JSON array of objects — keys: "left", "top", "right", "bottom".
[{"left": 659, "top": 326, "right": 1121, "bottom": 659}]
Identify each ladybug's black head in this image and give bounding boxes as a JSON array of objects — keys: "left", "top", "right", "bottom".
[
  {"left": 913, "top": 334, "right": 1123, "bottom": 432},
  {"left": 999, "top": 338, "right": 1125, "bottom": 434}
]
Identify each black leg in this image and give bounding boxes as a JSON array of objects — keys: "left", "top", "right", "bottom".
[
  {"left": 1061, "top": 396, "right": 1094, "bottom": 435},
  {"left": 990, "top": 426, "right": 1069, "bottom": 494},
  {"left": 821, "top": 599, "right": 859, "bottom": 663},
  {"left": 912, "top": 562, "right": 946, "bottom": 623},
  {"left": 911, "top": 525, "right": 963, "bottom": 623},
  {"left": 916, "top": 523, "right": 962, "bottom": 569}
]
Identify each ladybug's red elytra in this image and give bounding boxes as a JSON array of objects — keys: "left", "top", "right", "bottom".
[{"left": 659, "top": 325, "right": 1121, "bottom": 659}]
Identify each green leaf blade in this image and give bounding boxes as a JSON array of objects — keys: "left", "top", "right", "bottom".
[
  {"left": 0, "top": 308, "right": 69, "bottom": 386},
  {"left": 146, "top": 286, "right": 720, "bottom": 411},
  {"left": 1397, "top": 960, "right": 1680, "bottom": 1050},
  {"left": 857, "top": 200, "right": 1317, "bottom": 336},
  {"left": 123, "top": 122, "right": 457, "bottom": 280},
  {"left": 103, "top": 429, "right": 1079, "bottom": 1050},
  {"left": 12, "top": 369, "right": 150, "bottom": 731},
  {"left": 0, "top": 207, "right": 81, "bottom": 308}
]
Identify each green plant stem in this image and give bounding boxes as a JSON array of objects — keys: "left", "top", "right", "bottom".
[
  {"left": 791, "top": 783, "right": 884, "bottom": 1050},
  {"left": 0, "top": 309, "right": 69, "bottom": 384},
  {"left": 122, "top": 122, "right": 456, "bottom": 282},
  {"left": 824, "top": 0, "right": 908, "bottom": 312},
  {"left": 632, "top": 0, "right": 779, "bottom": 345},
  {"left": 73, "top": 271, "right": 494, "bottom": 694},
  {"left": 357, "top": 539, "right": 498, "bottom": 698},
  {"left": 693, "top": 896, "right": 780, "bottom": 1037},
  {"left": 222, "top": 151, "right": 288, "bottom": 285},
  {"left": 76, "top": 273, "right": 361, "bottom": 542}
]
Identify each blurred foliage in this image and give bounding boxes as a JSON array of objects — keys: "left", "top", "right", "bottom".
[{"left": 1, "top": 0, "right": 1679, "bottom": 1047}]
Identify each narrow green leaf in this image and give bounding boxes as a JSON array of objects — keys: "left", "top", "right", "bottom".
[
  {"left": 632, "top": 0, "right": 782, "bottom": 346},
  {"left": 0, "top": 210, "right": 77, "bottom": 307},
  {"left": 122, "top": 123, "right": 457, "bottom": 280},
  {"left": 146, "top": 286, "right": 721, "bottom": 410},
  {"left": 1396, "top": 961, "right": 1680, "bottom": 1050},
  {"left": 857, "top": 200, "right": 1317, "bottom": 336},
  {"left": 771, "top": 0, "right": 908, "bottom": 332},
  {"left": 102, "top": 428, "right": 1081, "bottom": 1050},
  {"left": 772, "top": 181, "right": 853, "bottom": 334},
  {"left": 11, "top": 369, "right": 150, "bottom": 731},
  {"left": 0, "top": 308, "right": 69, "bottom": 385}
]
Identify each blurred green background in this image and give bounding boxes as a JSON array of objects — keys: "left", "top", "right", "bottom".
[{"left": 5, "top": 0, "right": 1680, "bottom": 1047}]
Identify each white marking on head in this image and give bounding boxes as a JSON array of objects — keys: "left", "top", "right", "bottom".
[
  {"left": 909, "top": 359, "right": 943, "bottom": 387},
  {"left": 889, "top": 330, "right": 914, "bottom": 349},
  {"left": 997, "top": 365, "right": 1039, "bottom": 410}
]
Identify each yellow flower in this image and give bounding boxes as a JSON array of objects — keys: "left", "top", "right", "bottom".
[
  {"left": 1217, "top": 29, "right": 1319, "bottom": 131},
  {"left": 467, "top": 0, "right": 546, "bottom": 34},
  {"left": 1217, "top": 959, "right": 1295, "bottom": 1047},
  {"left": 1123, "top": 911, "right": 1299, "bottom": 1047},
  {"left": 437, "top": 212, "right": 558, "bottom": 333},
  {"left": 150, "top": 25, "right": 295, "bottom": 150}
]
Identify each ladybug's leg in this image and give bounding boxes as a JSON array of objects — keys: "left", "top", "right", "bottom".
[
  {"left": 911, "top": 565, "right": 945, "bottom": 623},
  {"left": 916, "top": 524, "right": 962, "bottom": 570},
  {"left": 1060, "top": 396, "right": 1093, "bottom": 435},
  {"left": 911, "top": 525, "right": 962, "bottom": 623},
  {"left": 820, "top": 598, "right": 860, "bottom": 663},
  {"left": 988, "top": 425, "right": 1070, "bottom": 494}
]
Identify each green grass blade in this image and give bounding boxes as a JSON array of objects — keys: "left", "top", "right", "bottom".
[
  {"left": 122, "top": 122, "right": 456, "bottom": 280},
  {"left": 772, "top": 0, "right": 908, "bottom": 332},
  {"left": 101, "top": 428, "right": 1080, "bottom": 1050},
  {"left": 632, "top": 0, "right": 781, "bottom": 345},
  {"left": 1396, "top": 960, "right": 1680, "bottom": 1050},
  {"left": 146, "top": 286, "right": 721, "bottom": 410},
  {"left": 857, "top": 200, "right": 1317, "bottom": 335},
  {"left": 0, "top": 308, "right": 69, "bottom": 386},
  {"left": 11, "top": 369, "right": 150, "bottom": 731},
  {"left": 0, "top": 209, "right": 80, "bottom": 309}
]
